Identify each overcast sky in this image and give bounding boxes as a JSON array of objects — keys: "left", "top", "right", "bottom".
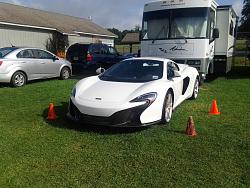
[{"left": 1, "top": 0, "right": 244, "bottom": 30}]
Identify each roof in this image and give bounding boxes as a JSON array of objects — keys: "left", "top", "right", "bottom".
[
  {"left": 0, "top": 2, "right": 116, "bottom": 38},
  {"left": 121, "top": 33, "right": 140, "bottom": 44}
]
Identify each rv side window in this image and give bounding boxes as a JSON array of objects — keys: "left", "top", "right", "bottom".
[
  {"left": 234, "top": 26, "right": 237, "bottom": 38},
  {"left": 209, "top": 9, "right": 215, "bottom": 39},
  {"left": 229, "top": 21, "right": 234, "bottom": 36}
]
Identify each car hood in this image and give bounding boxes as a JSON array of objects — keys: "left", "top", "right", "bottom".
[{"left": 76, "top": 76, "right": 160, "bottom": 104}]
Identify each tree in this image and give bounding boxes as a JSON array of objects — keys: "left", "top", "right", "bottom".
[
  {"left": 107, "top": 26, "right": 141, "bottom": 45},
  {"left": 240, "top": 0, "right": 250, "bottom": 32},
  {"left": 46, "top": 32, "right": 69, "bottom": 55}
]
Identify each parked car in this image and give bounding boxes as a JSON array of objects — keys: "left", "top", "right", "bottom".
[
  {"left": 0, "top": 47, "right": 72, "bottom": 87},
  {"left": 66, "top": 43, "right": 132, "bottom": 69},
  {"left": 67, "top": 57, "right": 200, "bottom": 127}
]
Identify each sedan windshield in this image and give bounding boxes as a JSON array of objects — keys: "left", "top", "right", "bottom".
[
  {"left": 0, "top": 47, "right": 18, "bottom": 58},
  {"left": 99, "top": 60, "right": 163, "bottom": 83}
]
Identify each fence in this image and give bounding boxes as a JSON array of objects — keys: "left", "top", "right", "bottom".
[
  {"left": 115, "top": 44, "right": 140, "bottom": 55},
  {"left": 234, "top": 32, "right": 250, "bottom": 67}
]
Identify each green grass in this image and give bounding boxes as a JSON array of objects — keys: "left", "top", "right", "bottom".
[
  {"left": 234, "top": 56, "right": 250, "bottom": 66},
  {"left": 0, "top": 73, "right": 249, "bottom": 187},
  {"left": 236, "top": 39, "right": 248, "bottom": 52}
]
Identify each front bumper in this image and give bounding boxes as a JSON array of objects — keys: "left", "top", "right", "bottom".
[{"left": 67, "top": 99, "right": 150, "bottom": 127}]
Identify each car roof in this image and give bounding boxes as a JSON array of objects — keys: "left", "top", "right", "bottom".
[{"left": 127, "top": 57, "right": 172, "bottom": 62}]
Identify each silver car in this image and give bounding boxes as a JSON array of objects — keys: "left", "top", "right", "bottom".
[{"left": 0, "top": 47, "right": 72, "bottom": 87}]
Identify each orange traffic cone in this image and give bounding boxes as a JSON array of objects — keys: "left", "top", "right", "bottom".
[
  {"left": 209, "top": 100, "right": 221, "bottom": 115},
  {"left": 47, "top": 103, "right": 57, "bottom": 120},
  {"left": 186, "top": 116, "right": 197, "bottom": 137}
]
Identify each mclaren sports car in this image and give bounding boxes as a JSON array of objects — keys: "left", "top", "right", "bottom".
[{"left": 67, "top": 57, "right": 199, "bottom": 127}]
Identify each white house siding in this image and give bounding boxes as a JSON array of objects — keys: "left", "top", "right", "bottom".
[
  {"left": 0, "top": 25, "right": 52, "bottom": 49},
  {"left": 68, "top": 35, "right": 114, "bottom": 47},
  {"left": 0, "top": 25, "right": 115, "bottom": 51}
]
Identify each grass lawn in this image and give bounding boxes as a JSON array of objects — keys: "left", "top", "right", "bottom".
[{"left": 0, "top": 70, "right": 249, "bottom": 187}]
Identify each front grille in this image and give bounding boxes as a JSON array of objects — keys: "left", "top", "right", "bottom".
[{"left": 69, "top": 99, "right": 148, "bottom": 126}]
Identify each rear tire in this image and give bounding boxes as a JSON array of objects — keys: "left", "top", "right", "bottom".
[
  {"left": 161, "top": 91, "right": 173, "bottom": 124},
  {"left": 60, "top": 67, "right": 70, "bottom": 80},
  {"left": 11, "top": 71, "right": 26, "bottom": 87}
]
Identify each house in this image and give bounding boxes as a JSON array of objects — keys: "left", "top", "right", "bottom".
[{"left": 0, "top": 2, "right": 116, "bottom": 56}]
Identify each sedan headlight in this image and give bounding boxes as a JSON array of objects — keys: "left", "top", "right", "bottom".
[
  {"left": 72, "top": 87, "right": 76, "bottom": 98},
  {"left": 130, "top": 92, "right": 157, "bottom": 105}
]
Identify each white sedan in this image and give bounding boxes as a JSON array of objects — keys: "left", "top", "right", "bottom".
[{"left": 67, "top": 57, "right": 199, "bottom": 127}]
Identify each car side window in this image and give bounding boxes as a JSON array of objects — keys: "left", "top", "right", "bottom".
[
  {"left": 100, "top": 45, "right": 108, "bottom": 54},
  {"left": 167, "top": 62, "right": 179, "bottom": 79},
  {"left": 108, "top": 47, "right": 117, "bottom": 55},
  {"left": 34, "top": 50, "right": 54, "bottom": 59},
  {"left": 17, "top": 50, "right": 34, "bottom": 58},
  {"left": 90, "top": 44, "right": 101, "bottom": 54}
]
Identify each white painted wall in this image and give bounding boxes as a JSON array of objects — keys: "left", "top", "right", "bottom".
[
  {"left": 68, "top": 35, "right": 114, "bottom": 47},
  {"left": 0, "top": 25, "right": 114, "bottom": 51},
  {"left": 0, "top": 26, "right": 52, "bottom": 49}
]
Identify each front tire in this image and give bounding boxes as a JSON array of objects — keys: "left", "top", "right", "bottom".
[
  {"left": 161, "top": 91, "right": 173, "bottom": 124},
  {"left": 60, "top": 67, "right": 71, "bottom": 80},
  {"left": 190, "top": 78, "right": 199, "bottom": 100},
  {"left": 11, "top": 71, "right": 26, "bottom": 87}
]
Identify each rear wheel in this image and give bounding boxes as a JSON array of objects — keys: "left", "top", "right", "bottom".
[
  {"left": 161, "top": 91, "right": 173, "bottom": 124},
  {"left": 60, "top": 67, "right": 70, "bottom": 80},
  {"left": 11, "top": 71, "right": 26, "bottom": 87}
]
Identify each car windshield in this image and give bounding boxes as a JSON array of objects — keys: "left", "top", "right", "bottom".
[
  {"left": 99, "top": 59, "right": 163, "bottom": 83},
  {"left": 142, "top": 7, "right": 209, "bottom": 40},
  {"left": 0, "top": 47, "right": 18, "bottom": 58}
]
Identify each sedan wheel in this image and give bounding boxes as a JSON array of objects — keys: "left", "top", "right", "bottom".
[
  {"left": 11, "top": 71, "right": 26, "bottom": 87},
  {"left": 161, "top": 92, "right": 173, "bottom": 124},
  {"left": 60, "top": 67, "right": 70, "bottom": 80}
]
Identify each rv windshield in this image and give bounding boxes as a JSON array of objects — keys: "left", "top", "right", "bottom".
[{"left": 142, "top": 8, "right": 209, "bottom": 40}]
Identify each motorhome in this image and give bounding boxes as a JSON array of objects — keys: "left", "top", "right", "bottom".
[{"left": 141, "top": 0, "right": 238, "bottom": 82}]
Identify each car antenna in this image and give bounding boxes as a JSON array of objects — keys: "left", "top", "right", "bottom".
[{"left": 9, "top": 40, "right": 15, "bottom": 47}]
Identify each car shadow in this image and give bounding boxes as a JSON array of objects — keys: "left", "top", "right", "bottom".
[
  {"left": 0, "top": 83, "right": 9, "bottom": 88},
  {"left": 42, "top": 102, "right": 148, "bottom": 135}
]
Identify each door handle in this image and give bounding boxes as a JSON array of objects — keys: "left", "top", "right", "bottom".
[{"left": 41, "top": 62, "right": 46, "bottom": 64}]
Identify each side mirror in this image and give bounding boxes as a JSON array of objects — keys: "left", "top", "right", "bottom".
[
  {"left": 53, "top": 56, "right": 59, "bottom": 61},
  {"left": 213, "top": 28, "right": 220, "bottom": 39},
  {"left": 96, "top": 67, "right": 105, "bottom": 74},
  {"left": 174, "top": 70, "right": 181, "bottom": 77}
]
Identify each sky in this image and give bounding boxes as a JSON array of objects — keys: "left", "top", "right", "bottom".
[{"left": 1, "top": 0, "right": 244, "bottom": 30}]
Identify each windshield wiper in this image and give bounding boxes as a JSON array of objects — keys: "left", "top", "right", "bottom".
[
  {"left": 178, "top": 36, "right": 188, "bottom": 43},
  {"left": 152, "top": 25, "right": 166, "bottom": 44}
]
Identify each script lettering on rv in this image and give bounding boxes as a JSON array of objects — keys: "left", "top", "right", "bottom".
[{"left": 159, "top": 46, "right": 187, "bottom": 54}]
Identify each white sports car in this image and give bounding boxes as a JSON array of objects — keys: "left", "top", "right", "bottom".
[{"left": 67, "top": 57, "right": 199, "bottom": 127}]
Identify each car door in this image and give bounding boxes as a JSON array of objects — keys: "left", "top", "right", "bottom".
[
  {"left": 34, "top": 49, "right": 61, "bottom": 77},
  {"left": 90, "top": 44, "right": 104, "bottom": 66},
  {"left": 16, "top": 49, "right": 43, "bottom": 80},
  {"left": 167, "top": 61, "right": 183, "bottom": 107},
  {"left": 107, "top": 46, "right": 121, "bottom": 64}
]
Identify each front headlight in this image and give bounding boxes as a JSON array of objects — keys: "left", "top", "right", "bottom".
[
  {"left": 72, "top": 87, "right": 76, "bottom": 98},
  {"left": 130, "top": 92, "right": 157, "bottom": 105}
]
